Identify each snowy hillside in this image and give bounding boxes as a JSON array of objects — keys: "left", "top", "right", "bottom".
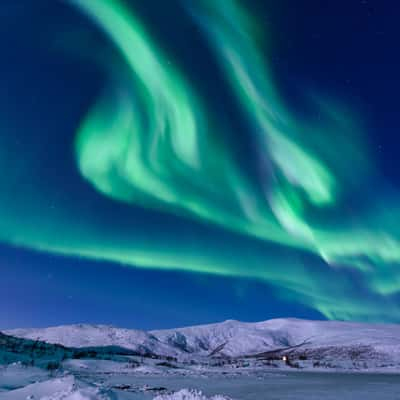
[
  {"left": 0, "top": 331, "right": 72, "bottom": 366},
  {"left": 153, "top": 318, "right": 400, "bottom": 358},
  {"left": 7, "top": 324, "right": 177, "bottom": 357},
  {"left": 6, "top": 318, "right": 400, "bottom": 363}
]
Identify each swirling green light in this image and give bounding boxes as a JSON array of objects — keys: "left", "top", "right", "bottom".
[
  {"left": 188, "top": 0, "right": 400, "bottom": 267},
  {"left": 75, "top": 0, "right": 400, "bottom": 269},
  {"left": 71, "top": 0, "right": 400, "bottom": 315},
  {"left": 73, "top": 0, "right": 300, "bottom": 248}
]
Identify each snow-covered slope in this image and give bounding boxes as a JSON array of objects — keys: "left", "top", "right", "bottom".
[
  {"left": 152, "top": 319, "right": 287, "bottom": 356},
  {"left": 6, "top": 324, "right": 177, "bottom": 357},
  {"left": 0, "top": 331, "right": 73, "bottom": 366},
  {"left": 152, "top": 318, "right": 400, "bottom": 358},
  {"left": 6, "top": 318, "right": 400, "bottom": 360}
]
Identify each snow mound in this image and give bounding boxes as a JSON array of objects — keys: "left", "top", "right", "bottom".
[
  {"left": 153, "top": 389, "right": 234, "bottom": 400},
  {"left": 0, "top": 363, "right": 49, "bottom": 391},
  {"left": 0, "top": 375, "right": 111, "bottom": 400}
]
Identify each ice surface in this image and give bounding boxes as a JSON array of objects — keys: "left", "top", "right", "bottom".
[
  {"left": 2, "top": 363, "right": 400, "bottom": 399},
  {"left": 153, "top": 388, "right": 233, "bottom": 400}
]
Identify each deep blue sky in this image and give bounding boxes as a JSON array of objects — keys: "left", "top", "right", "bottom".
[
  {"left": 1, "top": 0, "right": 400, "bottom": 329},
  {"left": 0, "top": 243, "right": 322, "bottom": 329}
]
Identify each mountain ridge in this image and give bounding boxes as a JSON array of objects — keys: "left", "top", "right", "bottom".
[{"left": 6, "top": 317, "right": 400, "bottom": 360}]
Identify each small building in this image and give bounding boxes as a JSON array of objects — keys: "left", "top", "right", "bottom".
[{"left": 282, "top": 355, "right": 291, "bottom": 366}]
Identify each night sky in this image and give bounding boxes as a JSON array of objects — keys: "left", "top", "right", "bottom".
[{"left": 2, "top": 0, "right": 400, "bottom": 329}]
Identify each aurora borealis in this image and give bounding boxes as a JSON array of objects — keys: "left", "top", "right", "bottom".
[{"left": 2, "top": 0, "right": 400, "bottom": 327}]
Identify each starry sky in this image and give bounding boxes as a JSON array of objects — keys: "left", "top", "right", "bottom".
[{"left": 2, "top": 0, "right": 400, "bottom": 329}]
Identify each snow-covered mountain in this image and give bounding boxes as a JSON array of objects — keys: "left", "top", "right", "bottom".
[
  {"left": 6, "top": 324, "right": 177, "bottom": 357},
  {"left": 6, "top": 318, "right": 400, "bottom": 361},
  {"left": 155, "top": 318, "right": 400, "bottom": 355}
]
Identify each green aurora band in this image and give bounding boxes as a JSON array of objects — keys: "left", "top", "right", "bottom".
[{"left": 1, "top": 0, "right": 400, "bottom": 321}]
